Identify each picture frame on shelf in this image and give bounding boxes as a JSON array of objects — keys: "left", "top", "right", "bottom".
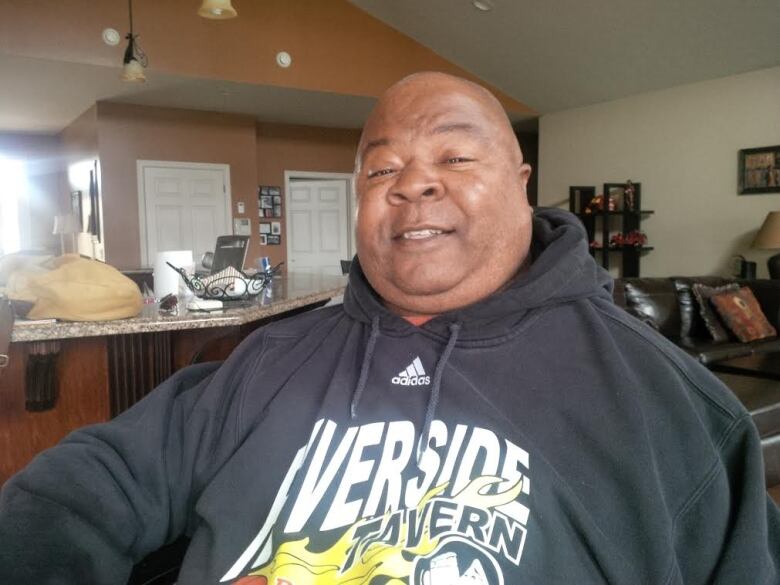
[{"left": 738, "top": 145, "right": 780, "bottom": 195}]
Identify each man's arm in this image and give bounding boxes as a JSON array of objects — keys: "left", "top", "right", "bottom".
[
  {"left": 0, "top": 360, "right": 227, "bottom": 583},
  {"left": 670, "top": 415, "right": 779, "bottom": 584}
]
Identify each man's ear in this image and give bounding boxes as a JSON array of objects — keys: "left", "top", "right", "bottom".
[{"left": 519, "top": 163, "right": 532, "bottom": 187}]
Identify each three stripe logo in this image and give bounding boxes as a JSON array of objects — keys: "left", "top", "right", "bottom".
[{"left": 391, "top": 357, "right": 431, "bottom": 386}]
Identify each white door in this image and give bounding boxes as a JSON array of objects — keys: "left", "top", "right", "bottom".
[
  {"left": 287, "top": 179, "right": 349, "bottom": 280},
  {"left": 139, "top": 162, "right": 231, "bottom": 267}
]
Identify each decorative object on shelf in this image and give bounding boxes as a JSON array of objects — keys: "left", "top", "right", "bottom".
[
  {"left": 167, "top": 261, "right": 283, "bottom": 301},
  {"left": 120, "top": 0, "right": 147, "bottom": 82},
  {"left": 624, "top": 180, "right": 636, "bottom": 211},
  {"left": 584, "top": 194, "right": 616, "bottom": 214},
  {"left": 198, "top": 0, "right": 238, "bottom": 19},
  {"left": 624, "top": 230, "right": 647, "bottom": 247},
  {"left": 752, "top": 211, "right": 780, "bottom": 279},
  {"left": 569, "top": 181, "right": 653, "bottom": 277},
  {"left": 738, "top": 145, "right": 780, "bottom": 195}
]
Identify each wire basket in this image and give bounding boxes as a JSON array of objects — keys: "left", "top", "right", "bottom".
[{"left": 166, "top": 262, "right": 282, "bottom": 301}]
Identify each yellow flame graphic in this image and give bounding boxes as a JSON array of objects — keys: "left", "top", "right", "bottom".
[{"left": 240, "top": 476, "right": 523, "bottom": 585}]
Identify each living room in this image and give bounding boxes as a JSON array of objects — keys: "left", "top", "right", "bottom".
[
  {"left": 1, "top": 0, "right": 779, "bottom": 474},
  {"left": 0, "top": 1, "right": 779, "bottom": 580}
]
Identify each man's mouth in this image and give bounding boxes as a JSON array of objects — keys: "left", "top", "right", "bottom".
[{"left": 401, "top": 229, "right": 445, "bottom": 240}]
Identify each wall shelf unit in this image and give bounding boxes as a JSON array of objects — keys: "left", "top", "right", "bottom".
[{"left": 569, "top": 182, "right": 653, "bottom": 277}]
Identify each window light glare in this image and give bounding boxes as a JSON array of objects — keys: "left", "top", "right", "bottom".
[{"left": 0, "top": 158, "right": 26, "bottom": 255}]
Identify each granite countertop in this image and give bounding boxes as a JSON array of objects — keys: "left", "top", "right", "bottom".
[{"left": 11, "top": 272, "right": 347, "bottom": 343}]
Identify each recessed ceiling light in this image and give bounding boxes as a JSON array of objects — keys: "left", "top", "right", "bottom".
[
  {"left": 472, "top": 0, "right": 493, "bottom": 11},
  {"left": 276, "top": 51, "right": 292, "bottom": 68},
  {"left": 102, "top": 28, "right": 121, "bottom": 46}
]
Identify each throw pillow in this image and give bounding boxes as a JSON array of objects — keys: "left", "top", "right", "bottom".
[
  {"left": 710, "top": 287, "right": 777, "bottom": 342},
  {"left": 692, "top": 283, "right": 740, "bottom": 342}
]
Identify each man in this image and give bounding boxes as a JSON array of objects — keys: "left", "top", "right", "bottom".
[{"left": 1, "top": 72, "right": 778, "bottom": 584}]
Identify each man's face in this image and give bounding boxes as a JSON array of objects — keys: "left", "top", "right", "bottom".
[{"left": 355, "top": 76, "right": 533, "bottom": 316}]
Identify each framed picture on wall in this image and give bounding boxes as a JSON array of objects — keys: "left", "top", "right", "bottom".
[{"left": 739, "top": 145, "right": 780, "bottom": 194}]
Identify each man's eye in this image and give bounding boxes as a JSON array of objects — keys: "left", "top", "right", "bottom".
[
  {"left": 445, "top": 157, "right": 473, "bottom": 164},
  {"left": 367, "top": 168, "right": 394, "bottom": 178}
]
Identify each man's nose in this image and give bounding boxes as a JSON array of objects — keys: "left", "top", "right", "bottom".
[{"left": 387, "top": 163, "right": 443, "bottom": 205}]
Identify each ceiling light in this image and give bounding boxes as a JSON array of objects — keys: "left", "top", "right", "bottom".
[
  {"left": 102, "top": 28, "right": 121, "bottom": 46},
  {"left": 198, "top": 0, "right": 238, "bottom": 19},
  {"left": 472, "top": 0, "right": 493, "bottom": 11},
  {"left": 120, "top": 0, "right": 147, "bottom": 82},
  {"left": 276, "top": 51, "right": 292, "bottom": 68}
]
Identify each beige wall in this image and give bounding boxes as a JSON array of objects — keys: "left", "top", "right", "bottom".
[
  {"left": 256, "top": 123, "right": 361, "bottom": 270},
  {"left": 538, "top": 66, "right": 780, "bottom": 278}
]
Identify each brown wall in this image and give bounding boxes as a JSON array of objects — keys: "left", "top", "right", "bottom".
[
  {"left": 256, "top": 123, "right": 361, "bottom": 270},
  {"left": 92, "top": 102, "right": 361, "bottom": 271},
  {"left": 59, "top": 105, "right": 99, "bottom": 244},
  {"left": 0, "top": 0, "right": 533, "bottom": 115},
  {"left": 96, "top": 102, "right": 257, "bottom": 269}
]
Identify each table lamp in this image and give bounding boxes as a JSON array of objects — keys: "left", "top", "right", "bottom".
[
  {"left": 752, "top": 211, "right": 780, "bottom": 279},
  {"left": 52, "top": 213, "right": 79, "bottom": 255}
]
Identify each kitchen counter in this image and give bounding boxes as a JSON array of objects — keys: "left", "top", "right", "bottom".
[
  {"left": 11, "top": 272, "right": 347, "bottom": 342},
  {"left": 1, "top": 271, "right": 347, "bottom": 483}
]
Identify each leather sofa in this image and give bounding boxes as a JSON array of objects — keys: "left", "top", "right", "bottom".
[
  {"left": 613, "top": 276, "right": 780, "bottom": 502},
  {"left": 613, "top": 276, "right": 780, "bottom": 364}
]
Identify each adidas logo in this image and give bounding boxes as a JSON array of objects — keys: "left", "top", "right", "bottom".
[{"left": 391, "top": 357, "right": 431, "bottom": 386}]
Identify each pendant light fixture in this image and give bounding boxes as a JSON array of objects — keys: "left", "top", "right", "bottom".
[
  {"left": 121, "top": 0, "right": 147, "bottom": 82},
  {"left": 198, "top": 0, "right": 238, "bottom": 20}
]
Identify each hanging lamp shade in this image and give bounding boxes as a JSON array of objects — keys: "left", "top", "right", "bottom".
[
  {"left": 198, "top": 0, "right": 237, "bottom": 19},
  {"left": 121, "top": 59, "right": 146, "bottom": 82},
  {"left": 120, "top": 34, "right": 146, "bottom": 82}
]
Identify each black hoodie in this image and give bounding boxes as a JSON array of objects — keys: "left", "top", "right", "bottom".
[{"left": 1, "top": 208, "right": 777, "bottom": 584}]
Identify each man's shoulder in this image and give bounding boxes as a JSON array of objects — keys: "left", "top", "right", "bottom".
[
  {"left": 592, "top": 298, "right": 749, "bottom": 424},
  {"left": 261, "top": 303, "right": 345, "bottom": 338}
]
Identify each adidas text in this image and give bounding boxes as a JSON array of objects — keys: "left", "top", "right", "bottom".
[{"left": 392, "top": 357, "right": 430, "bottom": 386}]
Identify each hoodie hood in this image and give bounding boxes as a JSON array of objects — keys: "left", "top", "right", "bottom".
[{"left": 343, "top": 207, "right": 613, "bottom": 341}]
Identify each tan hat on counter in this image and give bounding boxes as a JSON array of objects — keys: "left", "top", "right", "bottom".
[{"left": 6, "top": 255, "right": 143, "bottom": 321}]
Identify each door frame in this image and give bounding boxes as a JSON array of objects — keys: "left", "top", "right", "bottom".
[
  {"left": 283, "top": 170, "right": 355, "bottom": 269},
  {"left": 137, "top": 160, "right": 232, "bottom": 267}
]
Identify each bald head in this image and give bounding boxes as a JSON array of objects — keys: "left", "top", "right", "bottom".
[
  {"left": 357, "top": 72, "right": 523, "bottom": 172},
  {"left": 354, "top": 72, "right": 533, "bottom": 316}
]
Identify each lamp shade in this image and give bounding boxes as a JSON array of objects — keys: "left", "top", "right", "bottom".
[
  {"left": 198, "top": 0, "right": 237, "bottom": 19},
  {"left": 121, "top": 59, "right": 146, "bottom": 82},
  {"left": 753, "top": 212, "right": 780, "bottom": 249}
]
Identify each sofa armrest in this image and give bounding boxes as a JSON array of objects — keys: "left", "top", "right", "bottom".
[{"left": 742, "top": 279, "right": 780, "bottom": 330}]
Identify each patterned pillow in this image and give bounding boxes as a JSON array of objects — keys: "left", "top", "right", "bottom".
[
  {"left": 692, "top": 283, "right": 739, "bottom": 342},
  {"left": 709, "top": 287, "right": 777, "bottom": 342}
]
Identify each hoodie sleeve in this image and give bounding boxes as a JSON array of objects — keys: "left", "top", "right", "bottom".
[
  {"left": 669, "top": 415, "right": 780, "bottom": 584},
  {"left": 0, "top": 330, "right": 267, "bottom": 584}
]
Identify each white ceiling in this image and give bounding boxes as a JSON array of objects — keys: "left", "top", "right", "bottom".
[
  {"left": 1, "top": 0, "right": 778, "bottom": 134},
  {"left": 351, "top": 0, "right": 780, "bottom": 113}
]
